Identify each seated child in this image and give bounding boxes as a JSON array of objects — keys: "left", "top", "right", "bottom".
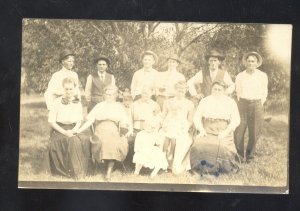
[{"left": 132, "top": 117, "right": 168, "bottom": 178}]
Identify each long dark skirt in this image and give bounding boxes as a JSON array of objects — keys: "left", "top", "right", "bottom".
[
  {"left": 49, "top": 123, "right": 91, "bottom": 179},
  {"left": 90, "top": 120, "right": 128, "bottom": 163},
  {"left": 190, "top": 133, "right": 239, "bottom": 175}
]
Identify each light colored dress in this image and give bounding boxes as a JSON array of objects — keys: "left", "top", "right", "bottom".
[
  {"left": 131, "top": 98, "right": 161, "bottom": 131},
  {"left": 87, "top": 101, "right": 130, "bottom": 162},
  {"left": 155, "top": 70, "right": 186, "bottom": 109},
  {"left": 161, "top": 98, "right": 194, "bottom": 139},
  {"left": 133, "top": 130, "right": 168, "bottom": 170},
  {"left": 156, "top": 70, "right": 185, "bottom": 97},
  {"left": 161, "top": 97, "right": 194, "bottom": 174}
]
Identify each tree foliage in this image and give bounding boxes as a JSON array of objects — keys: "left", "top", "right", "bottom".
[{"left": 21, "top": 19, "right": 290, "bottom": 109}]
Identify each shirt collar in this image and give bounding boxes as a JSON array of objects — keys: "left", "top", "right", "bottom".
[
  {"left": 143, "top": 68, "right": 153, "bottom": 73},
  {"left": 98, "top": 71, "right": 106, "bottom": 77},
  {"left": 61, "top": 67, "right": 70, "bottom": 72},
  {"left": 210, "top": 69, "right": 218, "bottom": 73},
  {"left": 245, "top": 69, "right": 258, "bottom": 75}
]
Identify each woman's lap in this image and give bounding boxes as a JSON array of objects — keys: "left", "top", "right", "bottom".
[
  {"left": 92, "top": 121, "right": 128, "bottom": 162},
  {"left": 49, "top": 129, "right": 91, "bottom": 178}
]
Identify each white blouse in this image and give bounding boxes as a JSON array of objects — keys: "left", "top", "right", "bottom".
[
  {"left": 44, "top": 67, "right": 80, "bottom": 110},
  {"left": 193, "top": 95, "right": 240, "bottom": 131},
  {"left": 48, "top": 97, "right": 83, "bottom": 124},
  {"left": 132, "top": 99, "right": 160, "bottom": 121},
  {"left": 87, "top": 101, "right": 130, "bottom": 127}
]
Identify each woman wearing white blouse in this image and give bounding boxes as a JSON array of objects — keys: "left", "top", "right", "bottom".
[
  {"left": 48, "top": 77, "right": 90, "bottom": 179},
  {"left": 77, "top": 85, "right": 132, "bottom": 180},
  {"left": 191, "top": 80, "right": 240, "bottom": 175}
]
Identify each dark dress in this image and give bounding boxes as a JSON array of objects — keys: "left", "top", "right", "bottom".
[
  {"left": 49, "top": 124, "right": 91, "bottom": 178},
  {"left": 190, "top": 95, "right": 241, "bottom": 175},
  {"left": 48, "top": 98, "right": 91, "bottom": 179},
  {"left": 190, "top": 119, "right": 239, "bottom": 174}
]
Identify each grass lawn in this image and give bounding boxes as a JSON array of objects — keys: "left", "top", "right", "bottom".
[{"left": 18, "top": 101, "right": 288, "bottom": 187}]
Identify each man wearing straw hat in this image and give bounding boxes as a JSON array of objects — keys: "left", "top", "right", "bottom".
[
  {"left": 187, "top": 49, "right": 235, "bottom": 101},
  {"left": 131, "top": 50, "right": 159, "bottom": 101},
  {"left": 85, "top": 55, "right": 116, "bottom": 112},
  {"left": 234, "top": 52, "right": 268, "bottom": 163}
]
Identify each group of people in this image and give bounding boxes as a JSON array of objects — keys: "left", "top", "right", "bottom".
[{"left": 44, "top": 48, "right": 268, "bottom": 180}]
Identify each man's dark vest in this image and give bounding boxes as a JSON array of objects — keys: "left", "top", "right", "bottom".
[
  {"left": 201, "top": 68, "right": 226, "bottom": 97},
  {"left": 91, "top": 72, "right": 113, "bottom": 102}
]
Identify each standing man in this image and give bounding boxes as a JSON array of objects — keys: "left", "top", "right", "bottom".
[
  {"left": 131, "top": 50, "right": 159, "bottom": 101},
  {"left": 187, "top": 50, "right": 235, "bottom": 102},
  {"left": 44, "top": 49, "right": 81, "bottom": 111},
  {"left": 234, "top": 52, "right": 268, "bottom": 163},
  {"left": 85, "top": 55, "right": 115, "bottom": 112}
]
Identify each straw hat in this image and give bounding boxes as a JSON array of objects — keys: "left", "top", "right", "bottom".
[
  {"left": 242, "top": 52, "right": 263, "bottom": 68},
  {"left": 141, "top": 50, "right": 158, "bottom": 63}
]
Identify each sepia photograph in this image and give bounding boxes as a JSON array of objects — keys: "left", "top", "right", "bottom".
[{"left": 19, "top": 19, "right": 291, "bottom": 193}]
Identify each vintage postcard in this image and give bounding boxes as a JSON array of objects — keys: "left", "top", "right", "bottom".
[{"left": 19, "top": 19, "right": 291, "bottom": 193}]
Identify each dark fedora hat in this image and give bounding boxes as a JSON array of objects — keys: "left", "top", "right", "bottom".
[
  {"left": 94, "top": 55, "right": 110, "bottom": 66},
  {"left": 242, "top": 52, "right": 263, "bottom": 68},
  {"left": 141, "top": 50, "right": 158, "bottom": 63},
  {"left": 59, "top": 49, "right": 75, "bottom": 62},
  {"left": 205, "top": 50, "right": 225, "bottom": 61},
  {"left": 167, "top": 54, "right": 181, "bottom": 63}
]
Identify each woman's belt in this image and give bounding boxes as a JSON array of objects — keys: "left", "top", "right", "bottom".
[
  {"left": 91, "top": 96, "right": 104, "bottom": 102},
  {"left": 202, "top": 118, "right": 229, "bottom": 136},
  {"left": 55, "top": 122, "right": 76, "bottom": 130},
  {"left": 57, "top": 122, "right": 76, "bottom": 126},
  {"left": 202, "top": 117, "right": 229, "bottom": 123},
  {"left": 239, "top": 98, "right": 261, "bottom": 103},
  {"left": 133, "top": 120, "right": 145, "bottom": 130},
  {"left": 94, "top": 119, "right": 118, "bottom": 127},
  {"left": 157, "top": 94, "right": 174, "bottom": 98}
]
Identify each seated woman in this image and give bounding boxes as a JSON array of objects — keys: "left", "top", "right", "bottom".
[
  {"left": 191, "top": 80, "right": 240, "bottom": 175},
  {"left": 76, "top": 85, "right": 132, "bottom": 180},
  {"left": 133, "top": 117, "right": 168, "bottom": 178},
  {"left": 48, "top": 77, "right": 90, "bottom": 179},
  {"left": 160, "top": 81, "right": 195, "bottom": 174}
]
